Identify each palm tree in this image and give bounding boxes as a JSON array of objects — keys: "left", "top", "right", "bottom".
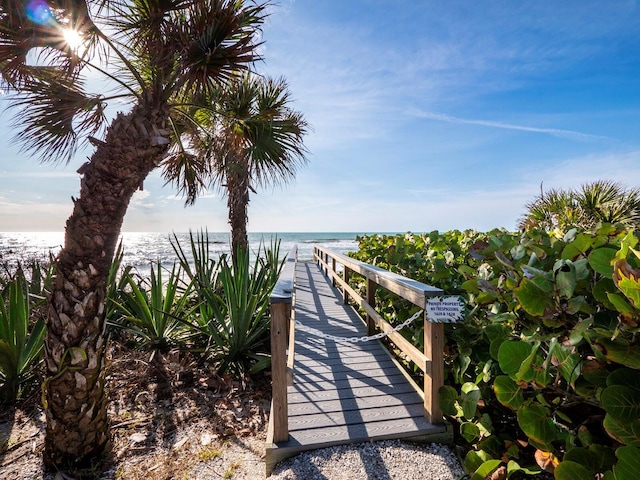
[
  {"left": 0, "top": 0, "right": 266, "bottom": 471},
  {"left": 165, "top": 73, "right": 309, "bottom": 263},
  {"left": 519, "top": 180, "right": 640, "bottom": 231}
]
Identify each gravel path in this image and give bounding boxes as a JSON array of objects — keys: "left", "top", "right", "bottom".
[{"left": 267, "top": 440, "right": 465, "bottom": 480}]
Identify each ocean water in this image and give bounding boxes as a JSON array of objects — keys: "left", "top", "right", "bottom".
[{"left": 0, "top": 231, "right": 369, "bottom": 270}]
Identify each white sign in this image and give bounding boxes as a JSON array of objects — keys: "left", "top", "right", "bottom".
[{"left": 426, "top": 296, "right": 465, "bottom": 323}]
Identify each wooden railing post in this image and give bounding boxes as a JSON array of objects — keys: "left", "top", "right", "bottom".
[
  {"left": 332, "top": 258, "right": 337, "bottom": 287},
  {"left": 366, "top": 278, "right": 376, "bottom": 335},
  {"left": 424, "top": 312, "right": 444, "bottom": 424},
  {"left": 268, "top": 246, "right": 297, "bottom": 444},
  {"left": 343, "top": 267, "right": 350, "bottom": 304},
  {"left": 270, "top": 301, "right": 289, "bottom": 442}
]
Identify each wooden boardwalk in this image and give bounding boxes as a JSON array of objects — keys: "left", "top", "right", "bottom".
[{"left": 265, "top": 260, "right": 451, "bottom": 471}]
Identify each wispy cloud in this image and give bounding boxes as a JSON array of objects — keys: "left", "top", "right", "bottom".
[{"left": 409, "top": 110, "right": 613, "bottom": 142}]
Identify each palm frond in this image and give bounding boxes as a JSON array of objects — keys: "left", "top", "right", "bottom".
[
  {"left": 176, "top": 0, "right": 267, "bottom": 99},
  {"left": 163, "top": 151, "right": 212, "bottom": 204},
  {"left": 520, "top": 180, "right": 640, "bottom": 231},
  {"left": 9, "top": 73, "right": 106, "bottom": 163}
]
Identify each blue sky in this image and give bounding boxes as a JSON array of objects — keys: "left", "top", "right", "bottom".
[{"left": 2, "top": 0, "right": 640, "bottom": 232}]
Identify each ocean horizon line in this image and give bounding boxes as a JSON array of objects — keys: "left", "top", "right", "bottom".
[{"left": 1, "top": 231, "right": 382, "bottom": 267}]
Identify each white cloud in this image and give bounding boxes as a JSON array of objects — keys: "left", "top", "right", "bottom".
[{"left": 409, "top": 111, "right": 613, "bottom": 142}]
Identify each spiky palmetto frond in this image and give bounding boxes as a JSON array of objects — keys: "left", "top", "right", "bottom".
[
  {"left": 519, "top": 180, "right": 640, "bottom": 231},
  {"left": 578, "top": 180, "right": 640, "bottom": 226}
]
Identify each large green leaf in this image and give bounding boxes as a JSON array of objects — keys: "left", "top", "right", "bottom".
[
  {"left": 494, "top": 375, "right": 524, "bottom": 410},
  {"left": 596, "top": 338, "right": 640, "bottom": 369},
  {"left": 464, "top": 449, "right": 491, "bottom": 473},
  {"left": 517, "top": 404, "right": 556, "bottom": 447},
  {"left": 554, "top": 260, "right": 577, "bottom": 298},
  {"left": 614, "top": 269, "right": 640, "bottom": 309},
  {"left": 588, "top": 247, "right": 618, "bottom": 278},
  {"left": 606, "top": 368, "right": 640, "bottom": 392},
  {"left": 613, "top": 446, "right": 640, "bottom": 480},
  {"left": 552, "top": 344, "right": 581, "bottom": 386},
  {"left": 461, "top": 382, "right": 481, "bottom": 420},
  {"left": 438, "top": 385, "right": 459, "bottom": 416},
  {"left": 461, "top": 421, "right": 480, "bottom": 443},
  {"left": 515, "top": 277, "right": 553, "bottom": 316},
  {"left": 568, "top": 318, "right": 593, "bottom": 346},
  {"left": 592, "top": 278, "right": 617, "bottom": 309},
  {"left": 606, "top": 293, "right": 637, "bottom": 316},
  {"left": 498, "top": 340, "right": 535, "bottom": 381},
  {"left": 561, "top": 233, "right": 594, "bottom": 260},
  {"left": 603, "top": 414, "right": 640, "bottom": 447},
  {"left": 469, "top": 459, "right": 501, "bottom": 480},
  {"left": 601, "top": 385, "right": 640, "bottom": 422},
  {"left": 563, "top": 445, "right": 616, "bottom": 473},
  {"left": 582, "top": 360, "right": 609, "bottom": 388},
  {"left": 554, "top": 460, "right": 596, "bottom": 480}
]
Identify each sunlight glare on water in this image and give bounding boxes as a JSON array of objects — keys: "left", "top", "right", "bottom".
[{"left": 0, "top": 232, "right": 364, "bottom": 270}]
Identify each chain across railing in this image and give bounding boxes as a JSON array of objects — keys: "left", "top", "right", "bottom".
[{"left": 294, "top": 308, "right": 424, "bottom": 344}]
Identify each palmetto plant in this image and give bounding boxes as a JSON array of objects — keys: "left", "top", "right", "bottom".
[
  {"left": 519, "top": 180, "right": 640, "bottom": 231},
  {"left": 110, "top": 262, "right": 195, "bottom": 350},
  {"left": 0, "top": 273, "right": 46, "bottom": 403},
  {"left": 173, "top": 231, "right": 281, "bottom": 375},
  {"left": 0, "top": 0, "right": 267, "bottom": 470},
  {"left": 206, "top": 249, "right": 274, "bottom": 374}
]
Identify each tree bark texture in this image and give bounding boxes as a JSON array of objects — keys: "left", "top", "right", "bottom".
[
  {"left": 227, "top": 155, "right": 250, "bottom": 262},
  {"left": 43, "top": 105, "right": 169, "bottom": 470}
]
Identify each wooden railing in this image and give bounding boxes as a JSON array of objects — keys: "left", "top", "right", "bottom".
[
  {"left": 268, "top": 245, "right": 297, "bottom": 443},
  {"left": 313, "top": 245, "right": 445, "bottom": 424}
]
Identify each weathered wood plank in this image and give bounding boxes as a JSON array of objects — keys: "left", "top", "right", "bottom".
[
  {"left": 287, "top": 375, "right": 420, "bottom": 404},
  {"left": 285, "top": 417, "right": 447, "bottom": 447},
  {"left": 292, "top": 358, "right": 397, "bottom": 376},
  {"left": 289, "top": 373, "right": 411, "bottom": 393},
  {"left": 293, "top": 355, "right": 382, "bottom": 367},
  {"left": 288, "top": 402, "right": 427, "bottom": 431},
  {"left": 287, "top": 391, "right": 423, "bottom": 416},
  {"left": 292, "top": 365, "right": 401, "bottom": 384}
]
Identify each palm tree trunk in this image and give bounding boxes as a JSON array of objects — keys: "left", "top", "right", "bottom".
[
  {"left": 227, "top": 156, "right": 250, "bottom": 263},
  {"left": 43, "top": 106, "right": 169, "bottom": 470}
]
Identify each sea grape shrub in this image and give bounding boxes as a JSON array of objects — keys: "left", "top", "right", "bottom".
[
  {"left": 349, "top": 230, "right": 491, "bottom": 355},
  {"left": 352, "top": 226, "right": 640, "bottom": 480}
]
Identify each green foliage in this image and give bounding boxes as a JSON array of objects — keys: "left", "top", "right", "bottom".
[
  {"left": 109, "top": 261, "right": 195, "bottom": 350},
  {"left": 519, "top": 180, "right": 640, "bottom": 231},
  {"left": 172, "top": 231, "right": 282, "bottom": 375},
  {"left": 353, "top": 225, "right": 640, "bottom": 479},
  {"left": 0, "top": 271, "right": 46, "bottom": 402}
]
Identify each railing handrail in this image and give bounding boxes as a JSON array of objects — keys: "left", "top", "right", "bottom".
[
  {"left": 313, "top": 245, "right": 442, "bottom": 308},
  {"left": 270, "top": 245, "right": 297, "bottom": 304}
]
